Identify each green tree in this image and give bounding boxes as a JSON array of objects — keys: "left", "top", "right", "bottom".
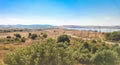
[
  {"left": 73, "top": 46, "right": 92, "bottom": 65},
  {"left": 92, "top": 50, "right": 117, "bottom": 65},
  {"left": 57, "top": 34, "right": 70, "bottom": 43},
  {"left": 42, "top": 33, "right": 47, "bottom": 38},
  {"left": 21, "top": 37, "right": 26, "bottom": 42},
  {"left": 14, "top": 34, "right": 21, "bottom": 38},
  {"left": 30, "top": 34, "right": 37, "bottom": 40}
]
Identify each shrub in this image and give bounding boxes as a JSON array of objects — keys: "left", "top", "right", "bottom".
[
  {"left": 15, "top": 38, "right": 21, "bottom": 41},
  {"left": 21, "top": 37, "right": 26, "bottom": 42},
  {"left": 92, "top": 50, "right": 117, "bottom": 65},
  {"left": 105, "top": 31, "right": 120, "bottom": 42},
  {"left": 28, "top": 33, "right": 32, "bottom": 38},
  {"left": 3, "top": 38, "right": 120, "bottom": 65},
  {"left": 75, "top": 53, "right": 92, "bottom": 65},
  {"left": 6, "top": 36, "right": 11, "bottom": 38},
  {"left": 57, "top": 34, "right": 70, "bottom": 43},
  {"left": 113, "top": 46, "right": 120, "bottom": 57},
  {"left": 29, "top": 34, "right": 38, "bottom": 40},
  {"left": 42, "top": 33, "right": 47, "bottom": 38},
  {"left": 40, "top": 32, "right": 44, "bottom": 35},
  {"left": 91, "top": 39, "right": 97, "bottom": 43},
  {"left": 14, "top": 34, "right": 21, "bottom": 38},
  {"left": 4, "top": 39, "right": 75, "bottom": 65}
]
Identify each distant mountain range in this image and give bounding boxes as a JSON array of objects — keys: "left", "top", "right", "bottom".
[{"left": 0, "top": 24, "right": 56, "bottom": 29}]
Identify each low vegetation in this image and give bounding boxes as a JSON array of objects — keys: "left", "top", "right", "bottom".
[
  {"left": 29, "top": 33, "right": 38, "bottom": 40},
  {"left": 57, "top": 34, "right": 70, "bottom": 43},
  {"left": 0, "top": 29, "right": 120, "bottom": 65},
  {"left": 4, "top": 36, "right": 120, "bottom": 65},
  {"left": 0, "top": 33, "right": 26, "bottom": 44},
  {"left": 105, "top": 31, "right": 120, "bottom": 42}
]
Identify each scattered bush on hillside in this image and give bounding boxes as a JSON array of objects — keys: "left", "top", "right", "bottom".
[
  {"left": 0, "top": 34, "right": 26, "bottom": 44},
  {"left": 28, "top": 33, "right": 32, "bottom": 38},
  {"left": 4, "top": 38, "right": 75, "bottom": 65},
  {"left": 21, "top": 37, "right": 26, "bottom": 42},
  {"left": 3, "top": 38, "right": 120, "bottom": 65},
  {"left": 6, "top": 36, "right": 11, "bottom": 38},
  {"left": 29, "top": 33, "right": 38, "bottom": 40},
  {"left": 57, "top": 34, "right": 70, "bottom": 43},
  {"left": 14, "top": 34, "right": 21, "bottom": 38},
  {"left": 42, "top": 33, "right": 47, "bottom": 38},
  {"left": 105, "top": 31, "right": 120, "bottom": 42},
  {"left": 0, "top": 37, "right": 15, "bottom": 44}
]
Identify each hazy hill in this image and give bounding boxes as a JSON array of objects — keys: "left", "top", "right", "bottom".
[{"left": 0, "top": 24, "right": 56, "bottom": 29}]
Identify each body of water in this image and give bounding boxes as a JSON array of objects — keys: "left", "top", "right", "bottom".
[{"left": 67, "top": 28, "right": 120, "bottom": 32}]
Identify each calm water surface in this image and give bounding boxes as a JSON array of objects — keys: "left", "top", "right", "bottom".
[{"left": 67, "top": 28, "right": 120, "bottom": 32}]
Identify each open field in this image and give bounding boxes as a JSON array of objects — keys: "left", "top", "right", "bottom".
[
  {"left": 0, "top": 28, "right": 104, "bottom": 64},
  {"left": 0, "top": 28, "right": 120, "bottom": 65}
]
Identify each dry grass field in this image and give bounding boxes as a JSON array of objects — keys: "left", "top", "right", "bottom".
[{"left": 0, "top": 29, "right": 104, "bottom": 64}]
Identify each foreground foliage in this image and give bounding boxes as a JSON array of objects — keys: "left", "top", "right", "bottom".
[
  {"left": 4, "top": 38, "right": 120, "bottom": 65},
  {"left": 92, "top": 50, "right": 117, "bottom": 65}
]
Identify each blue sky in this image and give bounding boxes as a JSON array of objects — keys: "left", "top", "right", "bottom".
[{"left": 0, "top": 0, "right": 120, "bottom": 25}]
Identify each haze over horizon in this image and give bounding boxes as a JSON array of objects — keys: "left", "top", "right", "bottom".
[{"left": 0, "top": 0, "right": 120, "bottom": 26}]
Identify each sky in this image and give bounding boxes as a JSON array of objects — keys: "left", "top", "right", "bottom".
[{"left": 0, "top": 0, "right": 120, "bottom": 26}]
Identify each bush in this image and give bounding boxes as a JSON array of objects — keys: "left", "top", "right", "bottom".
[
  {"left": 4, "top": 39, "right": 75, "bottom": 65},
  {"left": 105, "top": 31, "right": 120, "bottom": 42},
  {"left": 113, "top": 46, "right": 120, "bottom": 57},
  {"left": 42, "top": 33, "right": 47, "bottom": 38},
  {"left": 28, "top": 33, "right": 32, "bottom": 38},
  {"left": 91, "top": 40, "right": 97, "bottom": 43},
  {"left": 40, "top": 32, "right": 44, "bottom": 35},
  {"left": 29, "top": 34, "right": 38, "bottom": 40},
  {"left": 14, "top": 34, "right": 21, "bottom": 38},
  {"left": 15, "top": 38, "right": 21, "bottom": 41},
  {"left": 21, "top": 37, "right": 26, "bottom": 42},
  {"left": 92, "top": 50, "right": 117, "bottom": 65},
  {"left": 57, "top": 34, "right": 70, "bottom": 43},
  {"left": 6, "top": 36, "right": 11, "bottom": 38},
  {"left": 3, "top": 39, "right": 120, "bottom": 65}
]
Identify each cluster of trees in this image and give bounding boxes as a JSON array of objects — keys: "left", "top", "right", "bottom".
[
  {"left": 4, "top": 34, "right": 120, "bottom": 65},
  {"left": 0, "top": 34, "right": 26, "bottom": 44},
  {"left": 28, "top": 33, "right": 38, "bottom": 40},
  {"left": 105, "top": 31, "right": 120, "bottom": 42},
  {"left": 13, "top": 34, "right": 26, "bottom": 43},
  {"left": 28, "top": 32, "right": 47, "bottom": 40},
  {"left": 0, "top": 32, "right": 48, "bottom": 44}
]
